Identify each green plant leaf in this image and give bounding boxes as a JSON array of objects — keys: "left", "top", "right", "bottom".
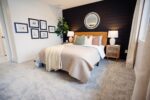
[{"left": 55, "top": 17, "right": 69, "bottom": 37}]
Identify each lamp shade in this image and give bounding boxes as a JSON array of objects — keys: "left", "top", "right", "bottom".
[
  {"left": 67, "top": 31, "right": 74, "bottom": 37},
  {"left": 108, "top": 30, "right": 118, "bottom": 38}
]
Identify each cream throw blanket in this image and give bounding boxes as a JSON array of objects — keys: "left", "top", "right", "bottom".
[{"left": 45, "top": 45, "right": 65, "bottom": 71}]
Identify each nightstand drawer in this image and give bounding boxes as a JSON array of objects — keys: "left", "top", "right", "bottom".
[
  {"left": 106, "top": 45, "right": 120, "bottom": 59},
  {"left": 106, "top": 52, "right": 119, "bottom": 58}
]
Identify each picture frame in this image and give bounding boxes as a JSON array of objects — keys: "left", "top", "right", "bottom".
[
  {"left": 14, "top": 22, "right": 28, "bottom": 33},
  {"left": 40, "top": 20, "right": 47, "bottom": 30},
  {"left": 40, "top": 31, "right": 48, "bottom": 39},
  {"left": 31, "top": 29, "right": 39, "bottom": 39},
  {"left": 28, "top": 18, "right": 39, "bottom": 28},
  {"left": 48, "top": 26, "right": 55, "bottom": 33}
]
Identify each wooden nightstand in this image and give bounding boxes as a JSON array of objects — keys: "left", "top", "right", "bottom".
[{"left": 106, "top": 45, "right": 120, "bottom": 59}]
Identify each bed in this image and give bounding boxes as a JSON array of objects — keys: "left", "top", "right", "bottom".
[{"left": 38, "top": 32, "right": 108, "bottom": 83}]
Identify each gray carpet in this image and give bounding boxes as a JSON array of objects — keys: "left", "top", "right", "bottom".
[
  {"left": 99, "top": 61, "right": 135, "bottom": 100},
  {"left": 0, "top": 60, "right": 135, "bottom": 100}
]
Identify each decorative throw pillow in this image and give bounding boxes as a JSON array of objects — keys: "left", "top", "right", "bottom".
[
  {"left": 84, "top": 36, "right": 93, "bottom": 45},
  {"left": 73, "top": 35, "right": 77, "bottom": 43},
  {"left": 74, "top": 36, "right": 85, "bottom": 45},
  {"left": 92, "top": 36, "right": 102, "bottom": 45},
  {"left": 92, "top": 36, "right": 99, "bottom": 45}
]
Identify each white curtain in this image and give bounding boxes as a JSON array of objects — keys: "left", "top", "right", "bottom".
[
  {"left": 132, "top": 20, "right": 150, "bottom": 100},
  {"left": 132, "top": 0, "right": 150, "bottom": 99},
  {"left": 126, "top": 0, "right": 145, "bottom": 68}
]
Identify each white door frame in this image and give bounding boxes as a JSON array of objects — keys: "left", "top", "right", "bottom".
[
  {"left": 0, "top": 26, "right": 8, "bottom": 63},
  {"left": 0, "top": 0, "right": 18, "bottom": 63}
]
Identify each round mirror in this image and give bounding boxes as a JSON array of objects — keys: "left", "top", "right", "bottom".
[{"left": 84, "top": 12, "right": 100, "bottom": 29}]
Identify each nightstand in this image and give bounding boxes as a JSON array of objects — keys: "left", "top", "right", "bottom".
[{"left": 106, "top": 45, "right": 120, "bottom": 60}]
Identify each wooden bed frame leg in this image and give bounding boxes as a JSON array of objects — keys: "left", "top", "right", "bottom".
[
  {"left": 96, "top": 61, "right": 100, "bottom": 67},
  {"left": 98, "top": 61, "right": 101, "bottom": 67}
]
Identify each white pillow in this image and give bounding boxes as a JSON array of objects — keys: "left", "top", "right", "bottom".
[
  {"left": 84, "top": 36, "right": 93, "bottom": 45},
  {"left": 99, "top": 36, "right": 102, "bottom": 45}
]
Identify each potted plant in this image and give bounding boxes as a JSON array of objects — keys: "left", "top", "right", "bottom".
[{"left": 55, "top": 18, "right": 69, "bottom": 42}]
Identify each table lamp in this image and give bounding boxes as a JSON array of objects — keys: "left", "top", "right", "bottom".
[
  {"left": 67, "top": 31, "right": 74, "bottom": 43},
  {"left": 108, "top": 30, "right": 118, "bottom": 45}
]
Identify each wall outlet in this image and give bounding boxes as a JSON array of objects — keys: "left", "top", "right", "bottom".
[{"left": 125, "top": 49, "right": 128, "bottom": 53}]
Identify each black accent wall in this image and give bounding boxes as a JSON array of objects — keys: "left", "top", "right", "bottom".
[{"left": 63, "top": 0, "right": 136, "bottom": 59}]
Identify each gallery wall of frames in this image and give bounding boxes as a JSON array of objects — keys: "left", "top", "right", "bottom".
[{"left": 14, "top": 18, "right": 56, "bottom": 39}]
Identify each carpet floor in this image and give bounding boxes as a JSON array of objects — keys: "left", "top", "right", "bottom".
[{"left": 0, "top": 60, "right": 135, "bottom": 100}]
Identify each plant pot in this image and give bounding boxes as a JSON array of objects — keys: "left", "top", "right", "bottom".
[{"left": 63, "top": 34, "right": 68, "bottom": 42}]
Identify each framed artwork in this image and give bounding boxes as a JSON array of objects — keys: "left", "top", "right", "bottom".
[
  {"left": 31, "top": 29, "right": 39, "bottom": 39},
  {"left": 14, "top": 22, "right": 28, "bottom": 33},
  {"left": 28, "top": 18, "right": 39, "bottom": 28},
  {"left": 48, "top": 26, "right": 55, "bottom": 33},
  {"left": 40, "top": 31, "right": 48, "bottom": 39},
  {"left": 40, "top": 20, "right": 47, "bottom": 30}
]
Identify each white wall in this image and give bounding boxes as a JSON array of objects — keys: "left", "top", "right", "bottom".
[{"left": 7, "top": 0, "right": 62, "bottom": 63}]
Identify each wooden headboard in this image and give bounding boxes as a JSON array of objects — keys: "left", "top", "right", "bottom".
[{"left": 74, "top": 32, "right": 108, "bottom": 46}]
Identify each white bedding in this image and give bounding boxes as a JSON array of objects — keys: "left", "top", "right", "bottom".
[
  {"left": 39, "top": 44, "right": 105, "bottom": 82},
  {"left": 83, "top": 45, "right": 106, "bottom": 59}
]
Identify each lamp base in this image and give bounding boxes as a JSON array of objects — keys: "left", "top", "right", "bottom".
[
  {"left": 68, "top": 37, "right": 73, "bottom": 43},
  {"left": 110, "top": 38, "right": 116, "bottom": 45}
]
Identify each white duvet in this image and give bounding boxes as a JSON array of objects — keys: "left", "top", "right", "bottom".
[{"left": 83, "top": 45, "right": 106, "bottom": 59}]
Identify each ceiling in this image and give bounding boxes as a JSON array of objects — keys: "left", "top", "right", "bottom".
[{"left": 41, "top": 0, "right": 103, "bottom": 9}]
